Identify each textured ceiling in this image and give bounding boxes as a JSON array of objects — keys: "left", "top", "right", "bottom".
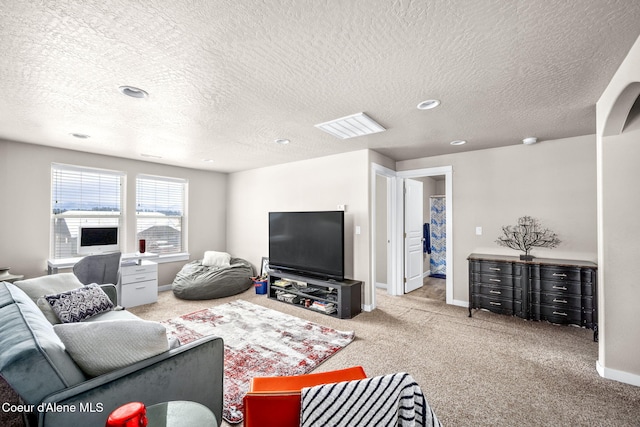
[{"left": 1, "top": 1, "right": 639, "bottom": 173}]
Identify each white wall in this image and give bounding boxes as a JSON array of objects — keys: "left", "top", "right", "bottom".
[
  {"left": 596, "top": 33, "right": 640, "bottom": 385},
  {"left": 226, "top": 150, "right": 372, "bottom": 305},
  {"left": 397, "top": 135, "right": 598, "bottom": 303},
  {"left": 0, "top": 140, "right": 227, "bottom": 285}
]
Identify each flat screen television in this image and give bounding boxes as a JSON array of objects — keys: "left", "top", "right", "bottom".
[
  {"left": 77, "top": 225, "right": 119, "bottom": 255},
  {"left": 268, "top": 211, "right": 344, "bottom": 281}
]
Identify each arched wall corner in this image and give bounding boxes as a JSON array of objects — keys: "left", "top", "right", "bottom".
[{"left": 601, "top": 81, "right": 640, "bottom": 136}]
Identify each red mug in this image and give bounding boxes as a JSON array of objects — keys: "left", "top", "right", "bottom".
[{"left": 105, "top": 402, "right": 148, "bottom": 427}]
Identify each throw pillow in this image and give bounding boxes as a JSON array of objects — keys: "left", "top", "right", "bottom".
[
  {"left": 53, "top": 319, "right": 170, "bottom": 377},
  {"left": 202, "top": 251, "right": 231, "bottom": 268},
  {"left": 45, "top": 284, "right": 114, "bottom": 323}
]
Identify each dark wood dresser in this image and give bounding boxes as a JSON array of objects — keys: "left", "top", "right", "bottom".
[{"left": 468, "top": 253, "right": 597, "bottom": 340}]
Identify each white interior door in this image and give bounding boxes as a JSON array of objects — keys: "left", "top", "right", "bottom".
[{"left": 404, "top": 178, "right": 424, "bottom": 293}]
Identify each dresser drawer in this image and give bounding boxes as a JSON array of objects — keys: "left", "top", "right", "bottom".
[
  {"left": 472, "top": 272, "right": 522, "bottom": 288},
  {"left": 537, "top": 266, "right": 581, "bottom": 282},
  {"left": 537, "top": 280, "right": 583, "bottom": 295},
  {"left": 477, "top": 262, "right": 521, "bottom": 276},
  {"left": 121, "top": 271, "right": 157, "bottom": 285},
  {"left": 121, "top": 279, "right": 157, "bottom": 307},
  {"left": 535, "top": 304, "right": 583, "bottom": 325},
  {"left": 531, "top": 292, "right": 583, "bottom": 310},
  {"left": 473, "top": 283, "right": 519, "bottom": 300},
  {"left": 473, "top": 294, "right": 519, "bottom": 315}
]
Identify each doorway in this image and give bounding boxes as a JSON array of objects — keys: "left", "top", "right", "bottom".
[{"left": 370, "top": 164, "right": 453, "bottom": 307}]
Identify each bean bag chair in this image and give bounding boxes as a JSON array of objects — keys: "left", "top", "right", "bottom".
[{"left": 172, "top": 253, "right": 254, "bottom": 300}]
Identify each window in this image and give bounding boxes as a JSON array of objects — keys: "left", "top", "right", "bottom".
[
  {"left": 136, "top": 175, "right": 187, "bottom": 256},
  {"left": 51, "top": 164, "right": 124, "bottom": 259}
]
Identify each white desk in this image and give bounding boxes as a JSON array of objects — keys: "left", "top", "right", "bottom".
[{"left": 47, "top": 252, "right": 159, "bottom": 274}]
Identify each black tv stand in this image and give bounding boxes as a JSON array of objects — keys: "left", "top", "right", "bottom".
[{"left": 267, "top": 271, "right": 362, "bottom": 319}]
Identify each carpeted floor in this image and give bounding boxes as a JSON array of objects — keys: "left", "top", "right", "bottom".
[
  {"left": 3, "top": 285, "right": 640, "bottom": 426},
  {"left": 0, "top": 376, "right": 24, "bottom": 427},
  {"left": 130, "top": 286, "right": 640, "bottom": 427}
]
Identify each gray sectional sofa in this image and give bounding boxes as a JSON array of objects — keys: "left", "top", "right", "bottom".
[{"left": 0, "top": 275, "right": 224, "bottom": 426}]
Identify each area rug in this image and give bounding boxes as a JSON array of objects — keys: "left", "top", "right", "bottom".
[{"left": 160, "top": 300, "right": 355, "bottom": 424}]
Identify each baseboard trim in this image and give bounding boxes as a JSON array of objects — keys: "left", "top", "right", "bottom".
[
  {"left": 596, "top": 360, "right": 640, "bottom": 387},
  {"left": 362, "top": 303, "right": 374, "bottom": 312},
  {"left": 451, "top": 298, "right": 468, "bottom": 308},
  {"left": 158, "top": 284, "right": 172, "bottom": 292}
]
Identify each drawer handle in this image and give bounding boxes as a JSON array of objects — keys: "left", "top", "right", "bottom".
[
  {"left": 489, "top": 302, "right": 501, "bottom": 306},
  {"left": 553, "top": 311, "right": 568, "bottom": 316},
  {"left": 135, "top": 286, "right": 146, "bottom": 290},
  {"left": 134, "top": 276, "right": 147, "bottom": 281},
  {"left": 489, "top": 278, "right": 501, "bottom": 282},
  {"left": 553, "top": 299, "right": 567, "bottom": 304},
  {"left": 489, "top": 267, "right": 501, "bottom": 271},
  {"left": 552, "top": 285, "right": 567, "bottom": 290},
  {"left": 552, "top": 273, "right": 567, "bottom": 277},
  {"left": 489, "top": 290, "right": 501, "bottom": 294}
]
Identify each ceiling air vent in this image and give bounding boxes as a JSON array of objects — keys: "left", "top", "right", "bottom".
[{"left": 314, "top": 112, "right": 386, "bottom": 139}]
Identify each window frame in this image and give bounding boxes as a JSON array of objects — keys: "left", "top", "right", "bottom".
[
  {"left": 135, "top": 173, "right": 188, "bottom": 258},
  {"left": 50, "top": 163, "right": 125, "bottom": 260}
]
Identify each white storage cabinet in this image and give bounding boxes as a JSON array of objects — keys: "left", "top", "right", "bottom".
[{"left": 119, "top": 260, "right": 158, "bottom": 307}]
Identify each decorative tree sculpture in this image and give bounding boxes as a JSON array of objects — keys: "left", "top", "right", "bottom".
[{"left": 496, "top": 216, "right": 560, "bottom": 260}]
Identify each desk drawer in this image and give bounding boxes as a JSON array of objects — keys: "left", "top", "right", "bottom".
[
  {"left": 121, "top": 263, "right": 158, "bottom": 277},
  {"left": 121, "top": 271, "right": 156, "bottom": 284},
  {"left": 121, "top": 280, "right": 157, "bottom": 307}
]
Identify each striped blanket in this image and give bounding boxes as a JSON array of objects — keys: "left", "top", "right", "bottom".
[{"left": 300, "top": 372, "right": 442, "bottom": 427}]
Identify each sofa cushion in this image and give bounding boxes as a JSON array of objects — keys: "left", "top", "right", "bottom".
[
  {"left": 53, "top": 319, "right": 170, "bottom": 377},
  {"left": 0, "top": 282, "right": 86, "bottom": 404},
  {"left": 85, "top": 307, "right": 140, "bottom": 322},
  {"left": 44, "top": 283, "right": 114, "bottom": 323},
  {"left": 13, "top": 273, "right": 84, "bottom": 324}
]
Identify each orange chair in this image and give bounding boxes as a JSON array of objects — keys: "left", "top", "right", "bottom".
[{"left": 243, "top": 366, "right": 367, "bottom": 427}]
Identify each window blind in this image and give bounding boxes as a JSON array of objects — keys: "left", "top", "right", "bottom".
[
  {"left": 136, "top": 175, "right": 187, "bottom": 255},
  {"left": 51, "top": 164, "right": 124, "bottom": 259}
]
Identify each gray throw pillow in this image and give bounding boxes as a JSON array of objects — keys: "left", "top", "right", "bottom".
[
  {"left": 53, "top": 319, "right": 170, "bottom": 377},
  {"left": 45, "top": 284, "right": 114, "bottom": 323}
]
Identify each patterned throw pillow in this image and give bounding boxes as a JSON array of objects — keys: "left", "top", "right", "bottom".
[{"left": 45, "top": 284, "right": 114, "bottom": 323}]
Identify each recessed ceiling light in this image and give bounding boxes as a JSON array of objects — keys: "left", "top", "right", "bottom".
[
  {"left": 522, "top": 137, "right": 538, "bottom": 145},
  {"left": 118, "top": 86, "right": 149, "bottom": 99},
  {"left": 315, "top": 112, "right": 385, "bottom": 139},
  {"left": 70, "top": 133, "right": 90, "bottom": 139},
  {"left": 417, "top": 99, "right": 441, "bottom": 110},
  {"left": 450, "top": 140, "right": 467, "bottom": 146},
  {"left": 140, "top": 153, "right": 162, "bottom": 159},
  {"left": 274, "top": 138, "right": 290, "bottom": 145}
]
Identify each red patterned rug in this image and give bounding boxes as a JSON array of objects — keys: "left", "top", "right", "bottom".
[{"left": 161, "top": 300, "right": 355, "bottom": 424}]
